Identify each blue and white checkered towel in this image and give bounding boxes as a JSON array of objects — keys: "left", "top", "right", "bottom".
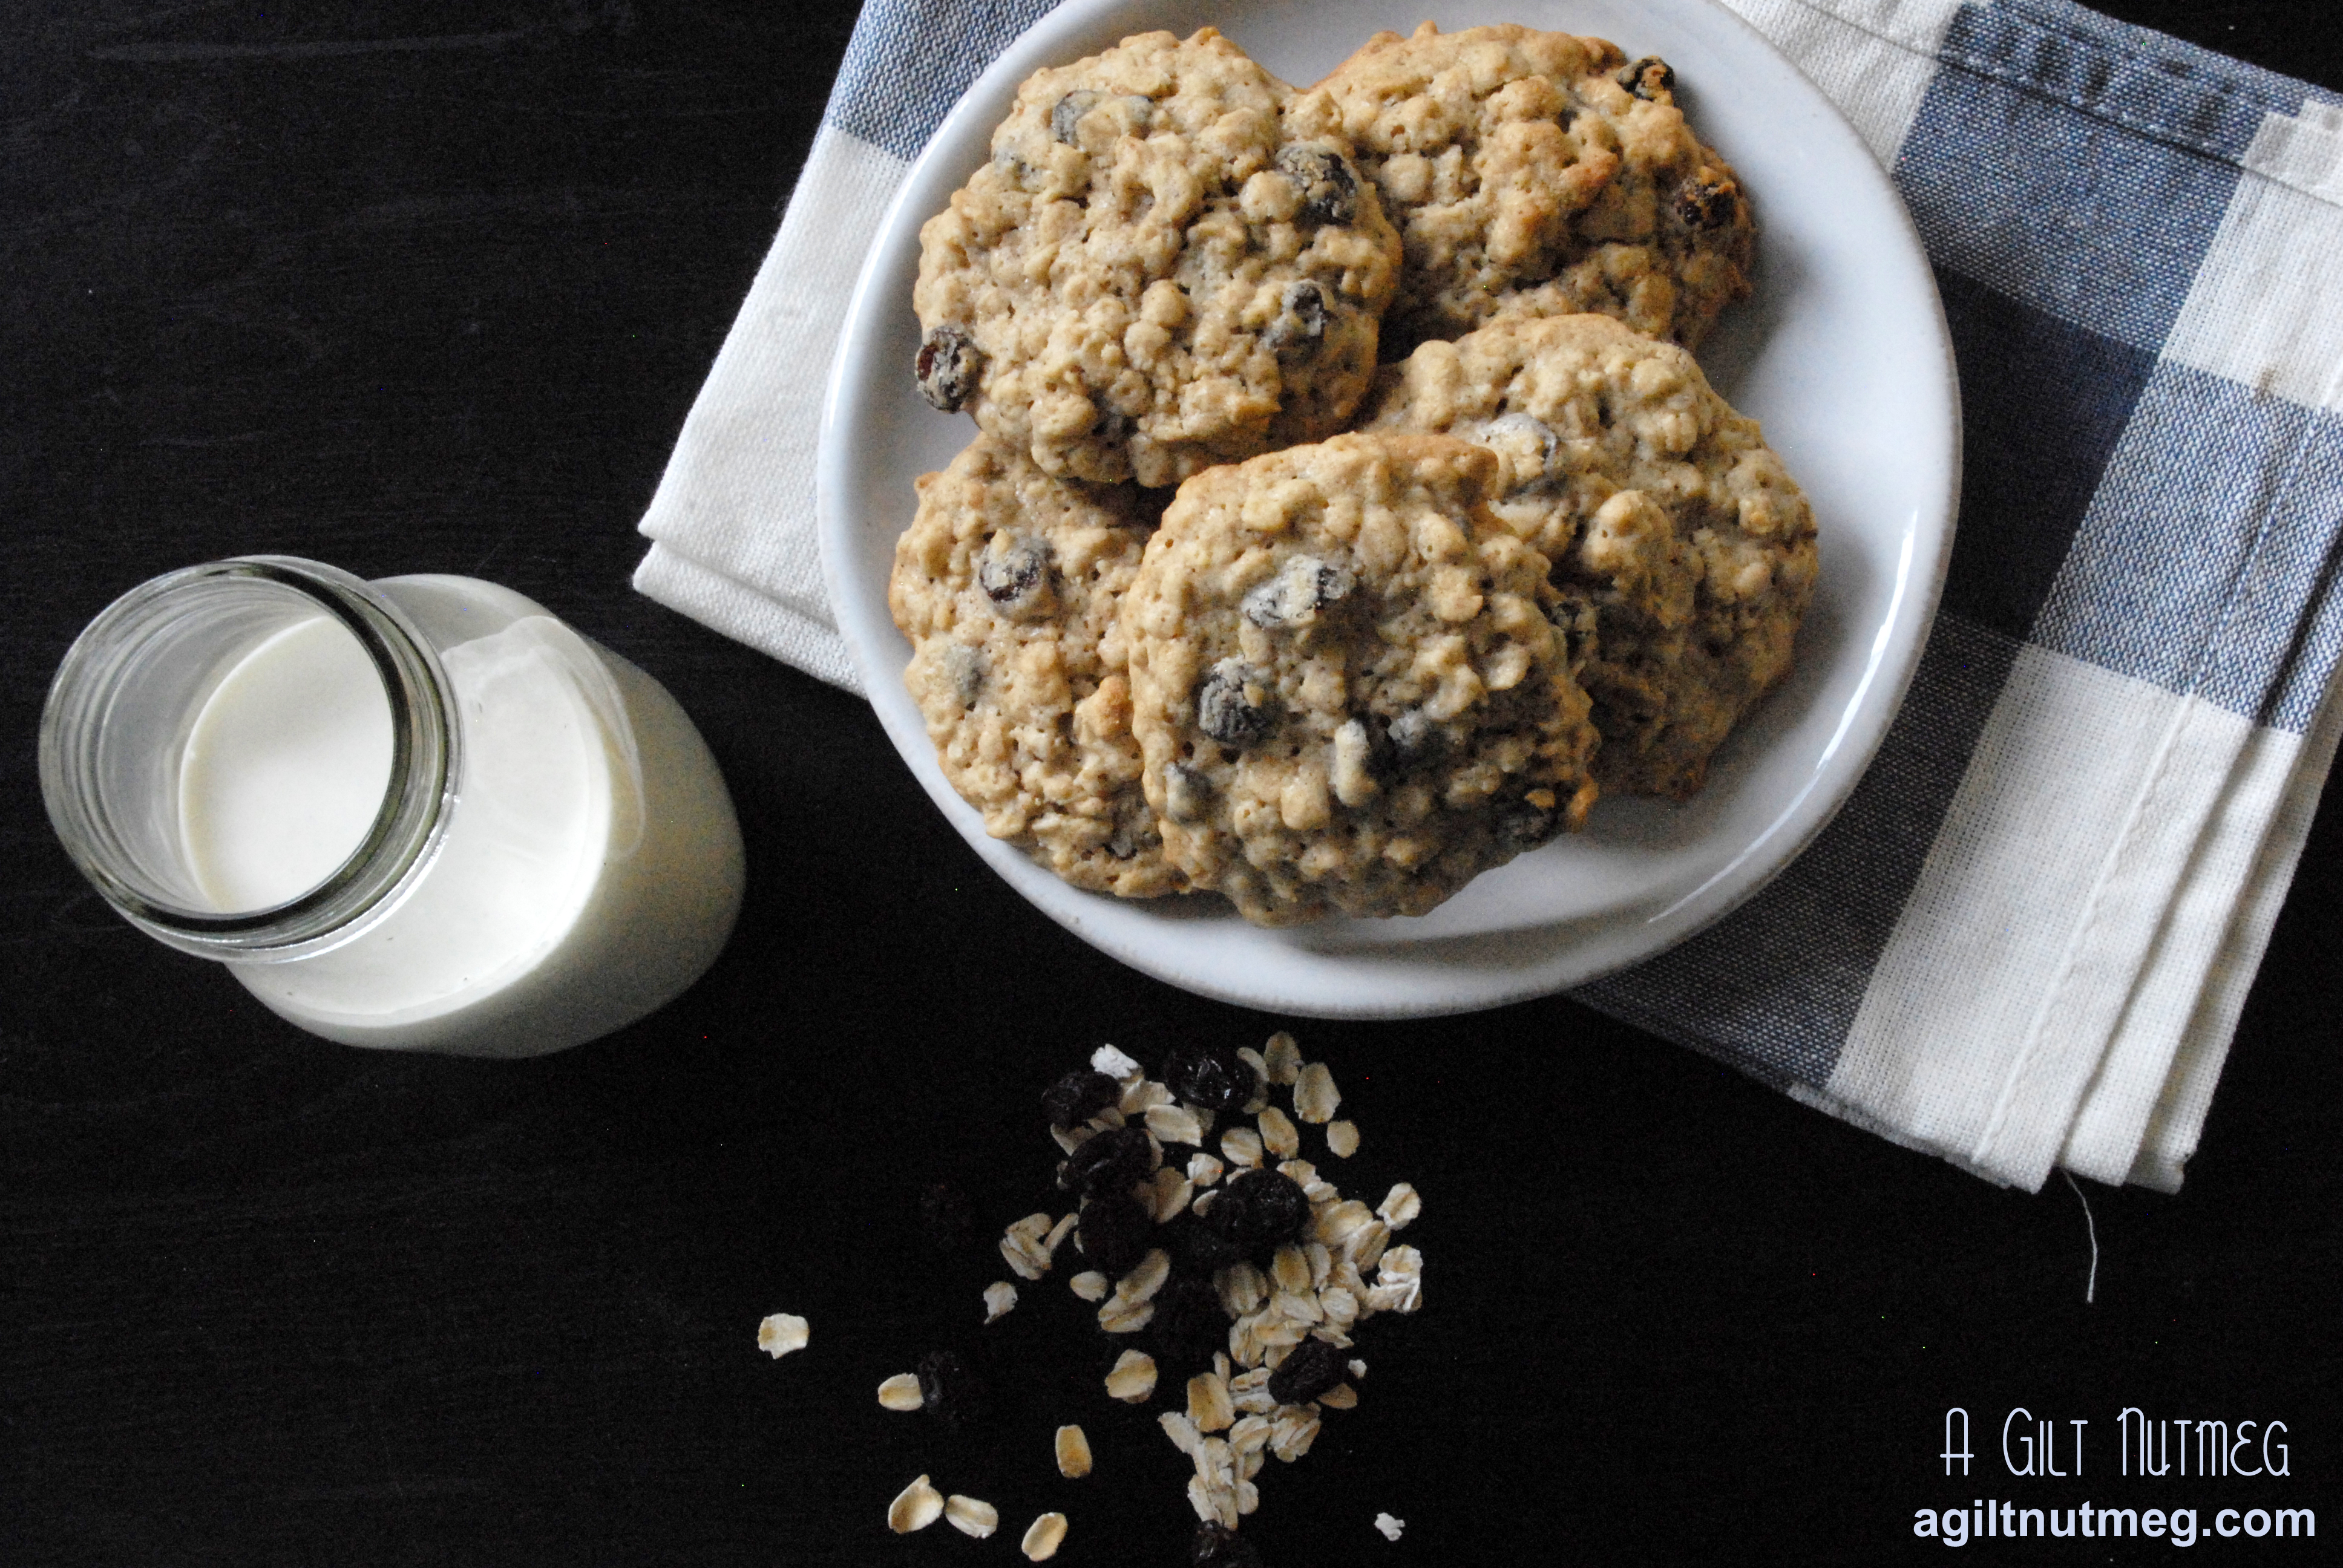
[{"left": 634, "top": 0, "right": 2343, "bottom": 1192}]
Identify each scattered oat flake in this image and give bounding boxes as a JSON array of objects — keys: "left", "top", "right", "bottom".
[
  {"left": 1099, "top": 1293, "right": 1155, "bottom": 1333},
  {"left": 1217, "top": 1261, "right": 1267, "bottom": 1318},
  {"left": 945, "top": 1495, "right": 999, "bottom": 1538},
  {"left": 1202, "top": 1434, "right": 1236, "bottom": 1483},
  {"left": 1069, "top": 1270, "right": 1109, "bottom": 1302},
  {"left": 1349, "top": 1358, "right": 1368, "bottom": 1379},
  {"left": 1188, "top": 1371, "right": 1234, "bottom": 1432},
  {"left": 1145, "top": 1102, "right": 1205, "bottom": 1147},
  {"left": 756, "top": 1313, "right": 808, "bottom": 1359},
  {"left": 1021, "top": 1511, "right": 1068, "bottom": 1562},
  {"left": 1275, "top": 1287, "right": 1326, "bottom": 1325},
  {"left": 1230, "top": 1367, "right": 1276, "bottom": 1414},
  {"left": 1325, "top": 1119, "right": 1360, "bottom": 1158},
  {"left": 1320, "top": 1382, "right": 1359, "bottom": 1410},
  {"left": 983, "top": 1281, "right": 1018, "bottom": 1324},
  {"left": 1269, "top": 1408, "right": 1322, "bottom": 1462},
  {"left": 1345, "top": 1218, "right": 1392, "bottom": 1271},
  {"left": 1378, "top": 1183, "right": 1421, "bottom": 1229},
  {"left": 1220, "top": 1126, "right": 1263, "bottom": 1168},
  {"left": 1271, "top": 1245, "right": 1312, "bottom": 1296},
  {"left": 888, "top": 1475, "right": 944, "bottom": 1534},
  {"left": 1150, "top": 1166, "right": 1194, "bottom": 1223},
  {"left": 1257, "top": 1106, "right": 1300, "bottom": 1158},
  {"left": 1294, "top": 1062, "right": 1341, "bottom": 1123},
  {"left": 1092, "top": 1044, "right": 1141, "bottom": 1080},
  {"left": 1056, "top": 1423, "right": 1094, "bottom": 1478},
  {"left": 1161, "top": 1409, "right": 1203, "bottom": 1456},
  {"left": 1106, "top": 1348, "right": 1158, "bottom": 1402},
  {"left": 1187, "top": 1151, "right": 1225, "bottom": 1187},
  {"left": 1264, "top": 1031, "right": 1301, "bottom": 1084},
  {"left": 1375, "top": 1512, "right": 1405, "bottom": 1541},
  {"left": 1117, "top": 1247, "right": 1171, "bottom": 1303},
  {"left": 1000, "top": 1213, "right": 1056, "bottom": 1280},
  {"left": 877, "top": 1373, "right": 924, "bottom": 1411},
  {"left": 1045, "top": 1211, "right": 1080, "bottom": 1253}
]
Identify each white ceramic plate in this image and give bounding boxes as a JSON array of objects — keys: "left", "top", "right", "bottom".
[{"left": 818, "top": 0, "right": 1958, "bottom": 1018}]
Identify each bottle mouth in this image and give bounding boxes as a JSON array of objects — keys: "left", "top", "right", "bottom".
[{"left": 38, "top": 557, "right": 458, "bottom": 958}]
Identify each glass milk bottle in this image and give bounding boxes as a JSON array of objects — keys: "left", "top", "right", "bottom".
[{"left": 39, "top": 557, "right": 745, "bottom": 1057}]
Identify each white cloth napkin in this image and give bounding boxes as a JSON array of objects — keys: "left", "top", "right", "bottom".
[{"left": 634, "top": 0, "right": 2343, "bottom": 1192}]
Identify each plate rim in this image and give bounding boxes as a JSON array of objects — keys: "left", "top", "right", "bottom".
[{"left": 816, "top": 0, "right": 1961, "bottom": 1019}]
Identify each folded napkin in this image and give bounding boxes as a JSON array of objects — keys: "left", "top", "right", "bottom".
[{"left": 634, "top": 0, "right": 2343, "bottom": 1192}]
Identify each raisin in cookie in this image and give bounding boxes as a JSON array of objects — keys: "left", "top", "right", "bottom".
[
  {"left": 1363, "top": 313, "right": 1817, "bottom": 799},
  {"left": 1121, "top": 431, "right": 1600, "bottom": 925},
  {"left": 914, "top": 27, "right": 1402, "bottom": 488},
  {"left": 1288, "top": 22, "right": 1752, "bottom": 354},
  {"left": 889, "top": 435, "right": 1183, "bottom": 898}
]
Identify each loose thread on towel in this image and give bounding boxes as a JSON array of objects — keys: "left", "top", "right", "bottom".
[{"left": 2062, "top": 1171, "right": 2100, "bottom": 1305}]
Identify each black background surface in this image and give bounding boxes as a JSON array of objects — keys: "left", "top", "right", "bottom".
[{"left": 4, "top": 3, "right": 2338, "bottom": 1563}]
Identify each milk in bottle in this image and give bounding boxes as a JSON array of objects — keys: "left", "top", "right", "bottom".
[{"left": 41, "top": 559, "right": 745, "bottom": 1058}]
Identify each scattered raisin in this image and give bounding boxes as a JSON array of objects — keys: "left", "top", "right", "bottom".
[
  {"left": 1205, "top": 1169, "right": 1311, "bottom": 1255},
  {"left": 1078, "top": 1192, "right": 1154, "bottom": 1279},
  {"left": 916, "top": 324, "right": 981, "bottom": 411},
  {"left": 1191, "top": 1521, "right": 1264, "bottom": 1568},
  {"left": 1043, "top": 1068, "right": 1120, "bottom": 1129},
  {"left": 1619, "top": 56, "right": 1676, "bottom": 100},
  {"left": 1161, "top": 1212, "right": 1245, "bottom": 1276},
  {"left": 914, "top": 1348, "right": 986, "bottom": 1429},
  {"left": 978, "top": 534, "right": 1050, "bottom": 609},
  {"left": 1274, "top": 144, "right": 1358, "bottom": 226},
  {"left": 1265, "top": 1337, "right": 1346, "bottom": 1407},
  {"left": 1676, "top": 174, "right": 1739, "bottom": 230},
  {"left": 1062, "top": 1124, "right": 1153, "bottom": 1199},
  {"left": 1162, "top": 1040, "right": 1254, "bottom": 1112},
  {"left": 1150, "top": 1273, "right": 1228, "bottom": 1370},
  {"left": 1196, "top": 659, "right": 1274, "bottom": 748}
]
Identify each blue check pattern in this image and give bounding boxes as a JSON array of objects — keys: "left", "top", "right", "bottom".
[
  {"left": 1582, "top": 2, "right": 2343, "bottom": 1091},
  {"left": 805, "top": 0, "right": 2343, "bottom": 1169}
]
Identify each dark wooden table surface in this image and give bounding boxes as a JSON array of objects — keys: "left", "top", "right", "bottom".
[{"left": 5, "top": 3, "right": 2336, "bottom": 1563}]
